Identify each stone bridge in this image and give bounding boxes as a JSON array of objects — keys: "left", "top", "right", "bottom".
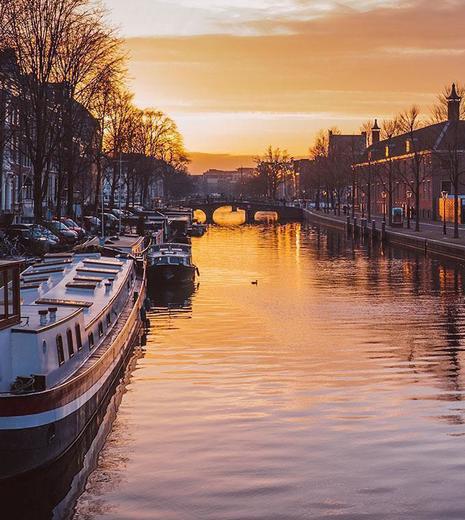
[{"left": 187, "top": 200, "right": 304, "bottom": 224}]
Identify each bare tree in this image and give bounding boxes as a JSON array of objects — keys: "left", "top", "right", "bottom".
[
  {"left": 254, "top": 147, "right": 294, "bottom": 201},
  {"left": 397, "top": 106, "right": 427, "bottom": 231},
  {"left": 1, "top": 0, "right": 124, "bottom": 222}
]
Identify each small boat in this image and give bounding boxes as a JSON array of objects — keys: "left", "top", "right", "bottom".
[
  {"left": 147, "top": 243, "right": 198, "bottom": 286},
  {"left": 187, "top": 222, "right": 207, "bottom": 237},
  {"left": 0, "top": 251, "right": 146, "bottom": 480}
]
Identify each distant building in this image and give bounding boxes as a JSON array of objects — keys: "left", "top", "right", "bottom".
[
  {"left": 201, "top": 168, "right": 254, "bottom": 197},
  {"left": 328, "top": 130, "right": 367, "bottom": 160}
]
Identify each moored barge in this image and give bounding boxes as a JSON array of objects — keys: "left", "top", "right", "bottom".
[{"left": 0, "top": 251, "right": 146, "bottom": 480}]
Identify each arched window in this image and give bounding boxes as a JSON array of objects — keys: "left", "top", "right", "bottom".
[
  {"left": 106, "top": 313, "right": 111, "bottom": 327},
  {"left": 56, "top": 335, "right": 65, "bottom": 366},
  {"left": 88, "top": 332, "right": 95, "bottom": 350},
  {"left": 66, "top": 329, "right": 74, "bottom": 358},
  {"left": 75, "top": 324, "right": 82, "bottom": 350},
  {"left": 98, "top": 322, "right": 104, "bottom": 337}
]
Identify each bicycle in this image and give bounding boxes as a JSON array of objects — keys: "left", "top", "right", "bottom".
[{"left": 0, "top": 235, "right": 26, "bottom": 258}]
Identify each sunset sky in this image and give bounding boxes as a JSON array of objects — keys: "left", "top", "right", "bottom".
[{"left": 105, "top": 0, "right": 465, "bottom": 172}]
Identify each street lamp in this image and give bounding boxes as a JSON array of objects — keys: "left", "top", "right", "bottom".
[
  {"left": 333, "top": 190, "right": 338, "bottom": 215},
  {"left": 361, "top": 191, "right": 366, "bottom": 219},
  {"left": 381, "top": 191, "right": 387, "bottom": 223},
  {"left": 406, "top": 190, "right": 412, "bottom": 229},
  {"left": 322, "top": 190, "right": 327, "bottom": 213},
  {"left": 441, "top": 190, "right": 449, "bottom": 236}
]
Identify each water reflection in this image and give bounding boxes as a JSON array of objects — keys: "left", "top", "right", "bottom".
[
  {"left": 0, "top": 349, "right": 142, "bottom": 520},
  {"left": 212, "top": 206, "right": 246, "bottom": 226},
  {"left": 63, "top": 225, "right": 465, "bottom": 518}
]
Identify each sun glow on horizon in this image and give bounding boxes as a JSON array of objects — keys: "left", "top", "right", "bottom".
[{"left": 107, "top": 0, "right": 465, "bottom": 171}]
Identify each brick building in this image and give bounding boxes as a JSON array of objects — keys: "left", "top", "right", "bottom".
[{"left": 353, "top": 84, "right": 465, "bottom": 222}]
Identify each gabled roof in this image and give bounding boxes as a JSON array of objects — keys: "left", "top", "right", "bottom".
[{"left": 358, "top": 120, "right": 465, "bottom": 164}]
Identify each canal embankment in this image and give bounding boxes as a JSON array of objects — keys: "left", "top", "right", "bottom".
[{"left": 303, "top": 209, "right": 465, "bottom": 263}]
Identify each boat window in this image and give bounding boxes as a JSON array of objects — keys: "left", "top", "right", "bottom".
[
  {"left": 98, "top": 321, "right": 104, "bottom": 337},
  {"left": 88, "top": 332, "right": 95, "bottom": 350},
  {"left": 56, "top": 335, "right": 65, "bottom": 366},
  {"left": 0, "top": 263, "right": 21, "bottom": 331},
  {"left": 75, "top": 324, "right": 82, "bottom": 350},
  {"left": 106, "top": 313, "right": 111, "bottom": 326},
  {"left": 67, "top": 329, "right": 74, "bottom": 357}
]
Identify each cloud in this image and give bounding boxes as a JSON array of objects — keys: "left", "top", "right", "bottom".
[{"left": 122, "top": 0, "right": 465, "bottom": 156}]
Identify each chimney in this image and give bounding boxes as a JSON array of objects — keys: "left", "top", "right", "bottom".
[
  {"left": 447, "top": 83, "right": 461, "bottom": 121},
  {"left": 371, "top": 119, "right": 381, "bottom": 145}
]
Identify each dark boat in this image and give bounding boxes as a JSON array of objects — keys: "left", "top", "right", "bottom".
[{"left": 147, "top": 243, "right": 198, "bottom": 286}]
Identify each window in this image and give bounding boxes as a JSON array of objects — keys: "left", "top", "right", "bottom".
[
  {"left": 75, "top": 324, "right": 82, "bottom": 351},
  {"left": 98, "top": 322, "right": 104, "bottom": 337},
  {"left": 56, "top": 335, "right": 65, "bottom": 366},
  {"left": 67, "top": 329, "right": 74, "bottom": 358},
  {"left": 88, "top": 332, "right": 95, "bottom": 350},
  {"left": 406, "top": 140, "right": 411, "bottom": 153},
  {"left": 106, "top": 314, "right": 111, "bottom": 327},
  {"left": 385, "top": 145, "right": 390, "bottom": 158}
]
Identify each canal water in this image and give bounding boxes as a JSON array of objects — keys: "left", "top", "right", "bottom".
[{"left": 4, "top": 222, "right": 465, "bottom": 519}]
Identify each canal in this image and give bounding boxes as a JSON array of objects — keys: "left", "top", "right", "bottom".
[{"left": 5, "top": 222, "right": 465, "bottom": 519}]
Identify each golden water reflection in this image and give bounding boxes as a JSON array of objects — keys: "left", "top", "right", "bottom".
[
  {"left": 193, "top": 209, "right": 207, "bottom": 224},
  {"left": 74, "top": 224, "right": 465, "bottom": 520},
  {"left": 255, "top": 210, "right": 278, "bottom": 223},
  {"left": 212, "top": 205, "right": 246, "bottom": 225}
]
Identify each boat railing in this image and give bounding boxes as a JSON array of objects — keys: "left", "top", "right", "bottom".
[{"left": 151, "top": 243, "right": 191, "bottom": 254}]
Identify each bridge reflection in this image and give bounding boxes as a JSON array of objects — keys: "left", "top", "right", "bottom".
[{"left": 188, "top": 200, "right": 303, "bottom": 224}]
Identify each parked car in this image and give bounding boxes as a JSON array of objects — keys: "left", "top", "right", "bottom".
[
  {"left": 103, "top": 212, "right": 119, "bottom": 232},
  {"left": 111, "top": 208, "right": 131, "bottom": 219},
  {"left": 42, "top": 220, "right": 78, "bottom": 245},
  {"left": 7, "top": 224, "right": 60, "bottom": 255},
  {"left": 83, "top": 215, "right": 102, "bottom": 234},
  {"left": 59, "top": 217, "right": 86, "bottom": 239}
]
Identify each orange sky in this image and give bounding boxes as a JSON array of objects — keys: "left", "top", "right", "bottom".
[{"left": 105, "top": 0, "right": 465, "bottom": 173}]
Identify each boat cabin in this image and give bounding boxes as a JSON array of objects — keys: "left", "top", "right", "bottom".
[{"left": 0, "top": 260, "right": 21, "bottom": 331}]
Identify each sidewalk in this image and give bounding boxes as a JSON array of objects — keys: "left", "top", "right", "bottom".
[{"left": 304, "top": 209, "right": 465, "bottom": 261}]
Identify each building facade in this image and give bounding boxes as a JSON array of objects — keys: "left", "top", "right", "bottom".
[
  {"left": 353, "top": 85, "right": 465, "bottom": 222},
  {"left": 0, "top": 49, "right": 99, "bottom": 223}
]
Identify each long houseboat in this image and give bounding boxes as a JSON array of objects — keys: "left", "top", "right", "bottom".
[{"left": 0, "top": 251, "right": 146, "bottom": 479}]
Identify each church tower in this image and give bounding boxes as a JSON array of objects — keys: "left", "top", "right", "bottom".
[{"left": 447, "top": 83, "right": 461, "bottom": 121}]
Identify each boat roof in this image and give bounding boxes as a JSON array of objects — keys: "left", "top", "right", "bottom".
[
  {"left": 18, "top": 253, "right": 133, "bottom": 332},
  {"left": 80, "top": 234, "right": 144, "bottom": 254}
]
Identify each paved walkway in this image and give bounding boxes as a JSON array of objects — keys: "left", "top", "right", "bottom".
[{"left": 305, "top": 209, "right": 465, "bottom": 249}]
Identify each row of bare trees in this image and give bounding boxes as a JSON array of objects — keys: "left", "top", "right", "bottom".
[
  {"left": 0, "top": 0, "right": 189, "bottom": 222},
  {"left": 303, "top": 86, "right": 465, "bottom": 237}
]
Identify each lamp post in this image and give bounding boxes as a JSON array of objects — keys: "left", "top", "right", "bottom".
[
  {"left": 441, "top": 190, "right": 449, "bottom": 236},
  {"left": 381, "top": 191, "right": 387, "bottom": 223},
  {"left": 322, "top": 190, "right": 327, "bottom": 213},
  {"left": 333, "top": 190, "right": 338, "bottom": 215},
  {"left": 361, "top": 191, "right": 365, "bottom": 219},
  {"left": 406, "top": 190, "right": 412, "bottom": 229}
]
